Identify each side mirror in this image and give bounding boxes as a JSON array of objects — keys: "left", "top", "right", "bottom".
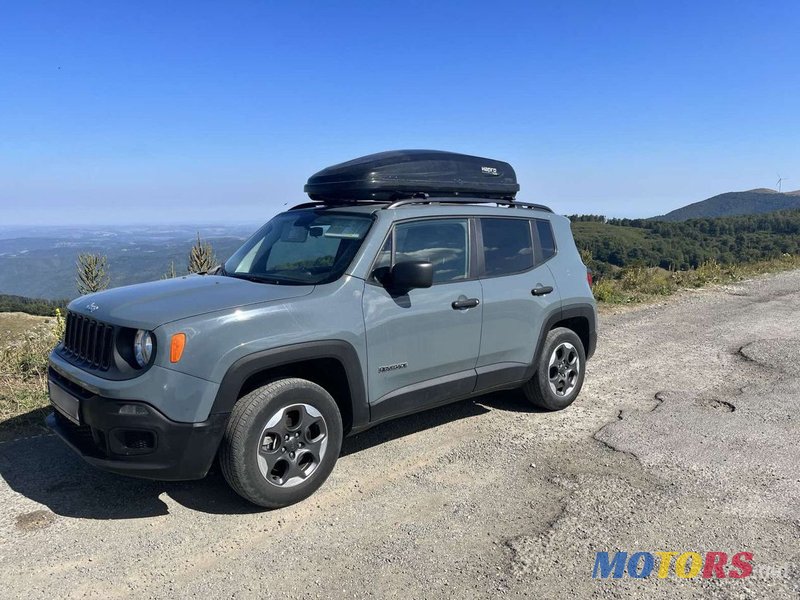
[{"left": 388, "top": 261, "right": 433, "bottom": 291}]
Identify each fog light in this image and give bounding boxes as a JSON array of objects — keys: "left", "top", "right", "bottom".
[
  {"left": 118, "top": 404, "right": 149, "bottom": 416},
  {"left": 123, "top": 430, "right": 155, "bottom": 450}
]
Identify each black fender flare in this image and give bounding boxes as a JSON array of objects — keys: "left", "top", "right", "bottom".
[
  {"left": 209, "top": 340, "right": 369, "bottom": 431},
  {"left": 528, "top": 302, "right": 597, "bottom": 378}
]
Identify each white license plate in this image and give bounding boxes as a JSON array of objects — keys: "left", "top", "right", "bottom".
[{"left": 49, "top": 381, "right": 81, "bottom": 425}]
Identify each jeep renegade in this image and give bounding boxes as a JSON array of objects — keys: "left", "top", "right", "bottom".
[{"left": 47, "top": 150, "right": 597, "bottom": 507}]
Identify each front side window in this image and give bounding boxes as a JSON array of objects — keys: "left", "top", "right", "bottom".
[
  {"left": 480, "top": 218, "right": 534, "bottom": 277},
  {"left": 391, "top": 219, "right": 470, "bottom": 284},
  {"left": 224, "top": 211, "right": 372, "bottom": 285}
]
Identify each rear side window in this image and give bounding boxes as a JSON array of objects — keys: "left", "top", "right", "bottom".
[
  {"left": 535, "top": 219, "right": 556, "bottom": 260},
  {"left": 480, "top": 218, "right": 534, "bottom": 277}
]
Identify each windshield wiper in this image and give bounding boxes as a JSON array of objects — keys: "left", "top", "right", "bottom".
[{"left": 227, "top": 272, "right": 286, "bottom": 285}]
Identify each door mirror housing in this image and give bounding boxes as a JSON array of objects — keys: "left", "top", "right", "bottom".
[{"left": 388, "top": 261, "right": 434, "bottom": 291}]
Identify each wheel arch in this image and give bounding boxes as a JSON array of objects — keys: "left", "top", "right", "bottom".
[
  {"left": 533, "top": 303, "right": 597, "bottom": 369},
  {"left": 210, "top": 340, "right": 368, "bottom": 435}
]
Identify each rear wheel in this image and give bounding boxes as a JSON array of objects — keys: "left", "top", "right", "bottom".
[
  {"left": 220, "top": 378, "right": 343, "bottom": 508},
  {"left": 523, "top": 327, "right": 586, "bottom": 411}
]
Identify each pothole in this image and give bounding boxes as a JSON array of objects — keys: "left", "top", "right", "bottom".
[
  {"left": 15, "top": 509, "right": 55, "bottom": 531},
  {"left": 696, "top": 398, "right": 735, "bottom": 413},
  {"left": 737, "top": 339, "right": 800, "bottom": 375}
]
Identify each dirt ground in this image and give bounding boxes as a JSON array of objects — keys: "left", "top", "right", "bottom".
[{"left": 1, "top": 271, "right": 798, "bottom": 599}]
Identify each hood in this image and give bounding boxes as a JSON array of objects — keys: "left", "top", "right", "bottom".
[{"left": 68, "top": 275, "right": 314, "bottom": 329}]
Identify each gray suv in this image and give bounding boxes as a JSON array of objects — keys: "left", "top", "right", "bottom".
[{"left": 47, "top": 150, "right": 597, "bottom": 507}]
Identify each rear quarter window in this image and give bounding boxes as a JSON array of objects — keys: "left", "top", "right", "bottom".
[{"left": 535, "top": 219, "right": 557, "bottom": 260}]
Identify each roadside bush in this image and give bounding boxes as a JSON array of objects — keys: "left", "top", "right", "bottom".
[
  {"left": 619, "top": 266, "right": 676, "bottom": 296},
  {"left": 591, "top": 279, "right": 628, "bottom": 303},
  {"left": 673, "top": 259, "right": 728, "bottom": 288}
]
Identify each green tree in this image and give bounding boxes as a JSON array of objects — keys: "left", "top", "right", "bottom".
[
  {"left": 76, "top": 253, "right": 110, "bottom": 296},
  {"left": 188, "top": 233, "right": 217, "bottom": 274}
]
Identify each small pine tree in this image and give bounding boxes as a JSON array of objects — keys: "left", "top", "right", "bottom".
[
  {"left": 54, "top": 307, "right": 66, "bottom": 341},
  {"left": 76, "top": 253, "right": 110, "bottom": 295},
  {"left": 162, "top": 261, "right": 177, "bottom": 280},
  {"left": 188, "top": 233, "right": 217, "bottom": 274}
]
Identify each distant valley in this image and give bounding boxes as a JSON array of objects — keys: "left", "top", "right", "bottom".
[{"left": 0, "top": 224, "right": 256, "bottom": 300}]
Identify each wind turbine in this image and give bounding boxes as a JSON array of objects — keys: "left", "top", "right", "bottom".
[{"left": 776, "top": 174, "right": 788, "bottom": 193}]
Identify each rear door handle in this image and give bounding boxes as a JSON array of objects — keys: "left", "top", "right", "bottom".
[
  {"left": 531, "top": 285, "right": 554, "bottom": 296},
  {"left": 452, "top": 298, "right": 480, "bottom": 310}
]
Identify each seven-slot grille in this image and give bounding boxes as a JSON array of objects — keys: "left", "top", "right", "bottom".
[{"left": 63, "top": 311, "right": 115, "bottom": 370}]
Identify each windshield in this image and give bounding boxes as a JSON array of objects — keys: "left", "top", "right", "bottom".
[{"left": 224, "top": 211, "right": 373, "bottom": 285}]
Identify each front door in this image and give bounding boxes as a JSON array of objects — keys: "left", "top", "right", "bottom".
[{"left": 363, "top": 218, "right": 483, "bottom": 422}]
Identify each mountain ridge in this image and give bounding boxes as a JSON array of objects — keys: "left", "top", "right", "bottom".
[{"left": 654, "top": 189, "right": 800, "bottom": 221}]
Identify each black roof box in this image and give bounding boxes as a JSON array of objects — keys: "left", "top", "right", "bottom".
[{"left": 304, "top": 150, "right": 520, "bottom": 202}]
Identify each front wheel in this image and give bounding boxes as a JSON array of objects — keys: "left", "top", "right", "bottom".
[
  {"left": 219, "top": 378, "right": 343, "bottom": 508},
  {"left": 523, "top": 327, "right": 586, "bottom": 411}
]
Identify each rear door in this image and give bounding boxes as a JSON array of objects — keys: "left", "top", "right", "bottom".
[
  {"left": 474, "top": 217, "right": 560, "bottom": 392},
  {"left": 363, "top": 217, "right": 483, "bottom": 421}
]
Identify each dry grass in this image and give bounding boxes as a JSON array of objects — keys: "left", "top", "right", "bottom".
[
  {"left": 0, "top": 312, "right": 50, "bottom": 341},
  {"left": 592, "top": 254, "right": 800, "bottom": 304},
  {"left": 0, "top": 311, "right": 62, "bottom": 441}
]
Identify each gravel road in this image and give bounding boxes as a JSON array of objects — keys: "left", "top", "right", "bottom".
[{"left": 1, "top": 270, "right": 799, "bottom": 599}]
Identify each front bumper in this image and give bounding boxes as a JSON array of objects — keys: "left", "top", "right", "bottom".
[{"left": 46, "top": 371, "right": 228, "bottom": 481}]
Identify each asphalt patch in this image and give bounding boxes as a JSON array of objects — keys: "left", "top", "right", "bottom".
[{"left": 15, "top": 509, "right": 55, "bottom": 531}]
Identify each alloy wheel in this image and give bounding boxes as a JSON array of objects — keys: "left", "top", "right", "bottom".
[
  {"left": 548, "top": 342, "right": 580, "bottom": 397},
  {"left": 256, "top": 403, "right": 329, "bottom": 487}
]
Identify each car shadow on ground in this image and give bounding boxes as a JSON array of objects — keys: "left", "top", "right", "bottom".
[{"left": 0, "top": 389, "right": 539, "bottom": 520}]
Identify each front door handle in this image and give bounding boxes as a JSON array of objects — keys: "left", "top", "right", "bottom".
[
  {"left": 531, "top": 285, "right": 554, "bottom": 296},
  {"left": 452, "top": 298, "right": 480, "bottom": 310}
]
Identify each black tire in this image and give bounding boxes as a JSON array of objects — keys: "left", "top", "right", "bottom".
[
  {"left": 219, "top": 378, "right": 343, "bottom": 508},
  {"left": 523, "top": 327, "right": 586, "bottom": 411}
]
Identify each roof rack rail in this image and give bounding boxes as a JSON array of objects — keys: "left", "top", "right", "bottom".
[
  {"left": 384, "top": 197, "right": 553, "bottom": 213},
  {"left": 288, "top": 197, "right": 554, "bottom": 213},
  {"left": 288, "top": 200, "right": 391, "bottom": 211},
  {"left": 289, "top": 201, "right": 324, "bottom": 210}
]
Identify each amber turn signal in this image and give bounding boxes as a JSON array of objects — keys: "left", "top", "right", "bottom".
[{"left": 170, "top": 333, "right": 186, "bottom": 363}]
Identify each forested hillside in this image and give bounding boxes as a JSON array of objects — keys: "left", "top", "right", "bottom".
[
  {"left": 653, "top": 189, "right": 800, "bottom": 221},
  {"left": 0, "top": 294, "right": 68, "bottom": 316},
  {"left": 570, "top": 210, "right": 800, "bottom": 276}
]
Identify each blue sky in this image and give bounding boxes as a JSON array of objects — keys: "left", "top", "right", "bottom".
[{"left": 1, "top": 1, "right": 798, "bottom": 225}]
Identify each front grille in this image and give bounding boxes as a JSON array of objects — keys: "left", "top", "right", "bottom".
[{"left": 63, "top": 311, "right": 115, "bottom": 370}]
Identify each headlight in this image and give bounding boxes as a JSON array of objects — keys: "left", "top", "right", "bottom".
[{"left": 133, "top": 330, "right": 154, "bottom": 367}]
